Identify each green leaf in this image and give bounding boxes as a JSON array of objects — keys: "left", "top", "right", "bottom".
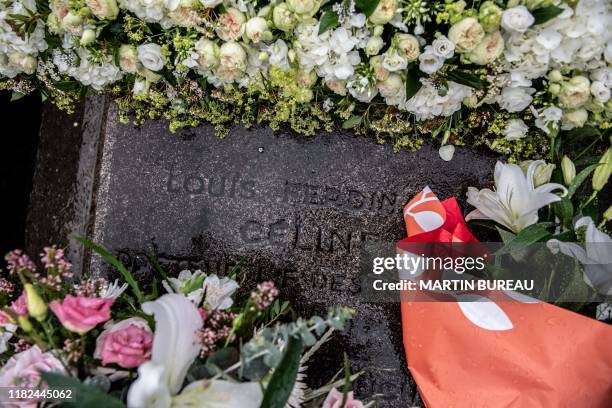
[
  {"left": 553, "top": 198, "right": 573, "bottom": 229},
  {"left": 354, "top": 0, "right": 381, "bottom": 17},
  {"left": 10, "top": 91, "right": 25, "bottom": 101},
  {"left": 405, "top": 64, "right": 423, "bottom": 100},
  {"left": 342, "top": 115, "right": 361, "bottom": 129},
  {"left": 318, "top": 11, "right": 339, "bottom": 35},
  {"left": 510, "top": 224, "right": 552, "bottom": 244},
  {"left": 74, "top": 236, "right": 144, "bottom": 303},
  {"left": 260, "top": 336, "right": 304, "bottom": 408},
  {"left": 495, "top": 226, "right": 516, "bottom": 244},
  {"left": 41, "top": 372, "right": 124, "bottom": 408},
  {"left": 446, "top": 70, "right": 489, "bottom": 90},
  {"left": 567, "top": 163, "right": 599, "bottom": 198},
  {"left": 532, "top": 5, "right": 564, "bottom": 25}
]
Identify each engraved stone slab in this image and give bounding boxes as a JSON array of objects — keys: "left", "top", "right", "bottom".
[{"left": 92, "top": 103, "right": 497, "bottom": 407}]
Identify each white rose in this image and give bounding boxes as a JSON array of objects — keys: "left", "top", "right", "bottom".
[
  {"left": 395, "top": 34, "right": 420, "bottom": 61},
  {"left": 382, "top": 49, "right": 407, "bottom": 72},
  {"left": 369, "top": 0, "right": 397, "bottom": 25},
  {"left": 366, "top": 36, "right": 384, "bottom": 56},
  {"left": 369, "top": 55, "right": 389, "bottom": 81},
  {"left": 119, "top": 44, "right": 138, "bottom": 73},
  {"left": 501, "top": 6, "right": 534, "bottom": 34},
  {"left": 200, "top": 0, "right": 221, "bottom": 7},
  {"left": 80, "top": 29, "right": 96, "bottom": 46},
  {"left": 562, "top": 108, "right": 588, "bottom": 129},
  {"left": 448, "top": 17, "right": 485, "bottom": 53},
  {"left": 215, "top": 41, "right": 247, "bottom": 81},
  {"left": 590, "top": 81, "right": 610, "bottom": 103},
  {"left": 7, "top": 52, "right": 37, "bottom": 75},
  {"left": 194, "top": 38, "right": 219, "bottom": 70},
  {"left": 273, "top": 3, "right": 297, "bottom": 32},
  {"left": 287, "top": 0, "right": 320, "bottom": 18},
  {"left": 377, "top": 73, "right": 403, "bottom": 99},
  {"left": 418, "top": 46, "right": 444, "bottom": 74},
  {"left": 431, "top": 35, "right": 454, "bottom": 59},
  {"left": 465, "top": 31, "right": 504, "bottom": 65},
  {"left": 591, "top": 68, "right": 612, "bottom": 88},
  {"left": 503, "top": 118, "right": 529, "bottom": 141},
  {"left": 558, "top": 76, "right": 590, "bottom": 109},
  {"left": 86, "top": 0, "right": 119, "bottom": 20},
  {"left": 216, "top": 8, "right": 246, "bottom": 42},
  {"left": 137, "top": 43, "right": 166, "bottom": 71},
  {"left": 245, "top": 17, "right": 270, "bottom": 43},
  {"left": 497, "top": 86, "right": 533, "bottom": 112}
]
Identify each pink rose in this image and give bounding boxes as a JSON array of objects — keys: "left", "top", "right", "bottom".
[
  {"left": 322, "top": 388, "right": 365, "bottom": 408},
  {"left": 10, "top": 292, "right": 28, "bottom": 316},
  {"left": 94, "top": 317, "right": 153, "bottom": 368},
  {"left": 49, "top": 295, "right": 113, "bottom": 334},
  {"left": 0, "top": 345, "right": 65, "bottom": 407}
]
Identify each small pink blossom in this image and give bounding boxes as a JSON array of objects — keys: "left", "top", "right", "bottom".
[
  {"left": 10, "top": 292, "right": 28, "bottom": 316},
  {"left": 0, "top": 345, "right": 65, "bottom": 407},
  {"left": 94, "top": 317, "right": 153, "bottom": 369},
  {"left": 322, "top": 388, "right": 365, "bottom": 408},
  {"left": 197, "top": 308, "right": 209, "bottom": 321},
  {"left": 49, "top": 295, "right": 113, "bottom": 334},
  {"left": 4, "top": 250, "right": 36, "bottom": 274}
]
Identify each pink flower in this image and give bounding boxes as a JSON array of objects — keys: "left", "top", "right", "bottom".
[
  {"left": 322, "top": 388, "right": 365, "bottom": 408},
  {"left": 94, "top": 317, "right": 153, "bottom": 368},
  {"left": 0, "top": 345, "right": 65, "bottom": 407},
  {"left": 49, "top": 295, "right": 113, "bottom": 334},
  {"left": 10, "top": 292, "right": 28, "bottom": 316}
]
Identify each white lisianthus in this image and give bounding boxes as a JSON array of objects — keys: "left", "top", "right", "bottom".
[
  {"left": 562, "top": 108, "right": 589, "bottom": 129},
  {"left": 503, "top": 118, "right": 529, "bottom": 141},
  {"left": 86, "top": 0, "right": 119, "bottom": 20},
  {"left": 216, "top": 8, "right": 246, "bottom": 42},
  {"left": 53, "top": 48, "right": 123, "bottom": 90},
  {"left": 590, "top": 81, "right": 610, "bottom": 103},
  {"left": 501, "top": 6, "right": 535, "bottom": 34},
  {"left": 497, "top": 86, "right": 534, "bottom": 112},
  {"left": 268, "top": 39, "right": 289, "bottom": 69},
  {"left": 215, "top": 41, "right": 247, "bottom": 82},
  {"left": 120, "top": 0, "right": 180, "bottom": 28},
  {"left": 369, "top": 0, "right": 397, "bottom": 25},
  {"left": 395, "top": 34, "right": 420, "bottom": 62},
  {"left": 402, "top": 80, "right": 472, "bottom": 120},
  {"left": 466, "top": 31, "right": 504, "bottom": 65},
  {"left": 273, "top": 3, "right": 297, "bottom": 32},
  {"left": 382, "top": 49, "right": 407, "bottom": 72},
  {"left": 366, "top": 36, "right": 384, "bottom": 56},
  {"left": 369, "top": 55, "right": 389, "bottom": 81},
  {"left": 447, "top": 17, "right": 485, "bottom": 53},
  {"left": 418, "top": 46, "right": 444, "bottom": 74},
  {"left": 558, "top": 76, "right": 591, "bottom": 109},
  {"left": 119, "top": 44, "right": 138, "bottom": 73},
  {"left": 245, "top": 17, "right": 270, "bottom": 43},
  {"left": 7, "top": 52, "right": 37, "bottom": 75},
  {"left": 202, "top": 275, "right": 239, "bottom": 310},
  {"left": 137, "top": 43, "right": 166, "bottom": 71},
  {"left": 431, "top": 35, "right": 454, "bottom": 59},
  {"left": 531, "top": 105, "right": 563, "bottom": 134},
  {"left": 194, "top": 38, "right": 219, "bottom": 70}
]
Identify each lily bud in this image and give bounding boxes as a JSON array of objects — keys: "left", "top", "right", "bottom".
[
  {"left": 18, "top": 315, "right": 33, "bottom": 332},
  {"left": 25, "top": 284, "right": 47, "bottom": 322},
  {"left": 592, "top": 147, "right": 612, "bottom": 191},
  {"left": 561, "top": 155, "right": 575, "bottom": 186},
  {"left": 603, "top": 204, "right": 612, "bottom": 223}
]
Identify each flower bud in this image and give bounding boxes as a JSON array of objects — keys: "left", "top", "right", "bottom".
[
  {"left": 18, "top": 315, "right": 32, "bottom": 332},
  {"left": 549, "top": 83, "right": 561, "bottom": 95},
  {"left": 365, "top": 36, "right": 384, "bottom": 56},
  {"left": 80, "top": 29, "right": 96, "bottom": 46},
  {"left": 603, "top": 204, "right": 612, "bottom": 223},
  {"left": 548, "top": 69, "right": 563, "bottom": 83},
  {"left": 561, "top": 155, "right": 575, "bottom": 186},
  {"left": 273, "top": 3, "right": 297, "bottom": 32},
  {"left": 373, "top": 25, "right": 384, "bottom": 37},
  {"left": 25, "top": 284, "right": 47, "bottom": 322},
  {"left": 61, "top": 11, "right": 83, "bottom": 32},
  {"left": 592, "top": 147, "right": 612, "bottom": 191},
  {"left": 245, "top": 16, "right": 269, "bottom": 43},
  {"left": 478, "top": 1, "right": 502, "bottom": 32}
]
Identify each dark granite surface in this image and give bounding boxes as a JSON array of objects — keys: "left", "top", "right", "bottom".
[{"left": 90, "top": 103, "right": 498, "bottom": 406}]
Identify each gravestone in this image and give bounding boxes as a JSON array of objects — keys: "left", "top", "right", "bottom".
[{"left": 85, "top": 103, "right": 497, "bottom": 406}]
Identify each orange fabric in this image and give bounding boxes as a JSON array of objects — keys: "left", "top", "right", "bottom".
[{"left": 400, "top": 188, "right": 612, "bottom": 407}]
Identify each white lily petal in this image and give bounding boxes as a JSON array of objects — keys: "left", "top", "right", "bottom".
[
  {"left": 142, "top": 294, "right": 203, "bottom": 394},
  {"left": 127, "top": 362, "right": 172, "bottom": 408},
  {"left": 172, "top": 380, "right": 263, "bottom": 408}
]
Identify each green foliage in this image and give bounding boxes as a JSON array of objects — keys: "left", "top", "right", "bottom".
[
  {"left": 532, "top": 5, "right": 564, "bottom": 25},
  {"left": 318, "top": 11, "right": 339, "bottom": 34},
  {"left": 260, "top": 336, "right": 304, "bottom": 408},
  {"left": 41, "top": 372, "right": 124, "bottom": 408}
]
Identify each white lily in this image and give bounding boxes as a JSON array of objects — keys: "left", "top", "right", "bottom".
[
  {"left": 171, "top": 379, "right": 263, "bottom": 408},
  {"left": 548, "top": 217, "right": 612, "bottom": 296},
  {"left": 202, "top": 275, "right": 239, "bottom": 310},
  {"left": 466, "top": 160, "right": 567, "bottom": 233},
  {"left": 127, "top": 294, "right": 203, "bottom": 408}
]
